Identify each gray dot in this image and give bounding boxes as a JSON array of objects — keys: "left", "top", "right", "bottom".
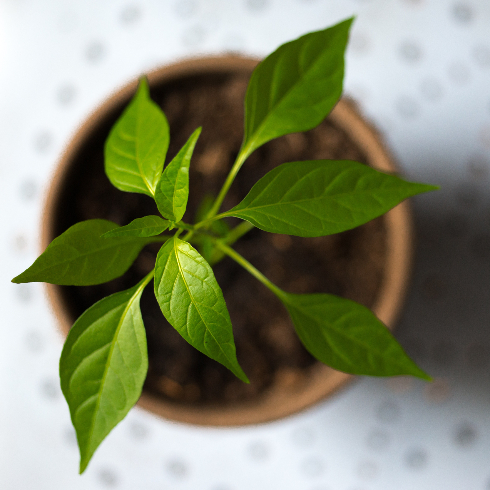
[
  {"left": 454, "top": 423, "right": 478, "bottom": 446},
  {"left": 465, "top": 342, "right": 490, "bottom": 370},
  {"left": 357, "top": 460, "right": 378, "bottom": 480},
  {"left": 20, "top": 179, "right": 38, "bottom": 200},
  {"left": 452, "top": 3, "right": 473, "bottom": 23},
  {"left": 166, "top": 459, "right": 188, "bottom": 478},
  {"left": 395, "top": 96, "right": 419, "bottom": 118},
  {"left": 175, "top": 0, "right": 197, "bottom": 17},
  {"left": 86, "top": 41, "right": 105, "bottom": 62},
  {"left": 25, "top": 330, "right": 44, "bottom": 353},
  {"left": 182, "top": 25, "right": 205, "bottom": 47},
  {"left": 420, "top": 78, "right": 442, "bottom": 101},
  {"left": 301, "top": 457, "right": 324, "bottom": 477},
  {"left": 350, "top": 32, "right": 370, "bottom": 56},
  {"left": 246, "top": 0, "right": 269, "bottom": 11},
  {"left": 13, "top": 234, "right": 28, "bottom": 253},
  {"left": 366, "top": 429, "right": 389, "bottom": 451},
  {"left": 98, "top": 468, "right": 118, "bottom": 487},
  {"left": 57, "top": 84, "right": 76, "bottom": 105},
  {"left": 405, "top": 448, "right": 428, "bottom": 470},
  {"left": 432, "top": 340, "right": 457, "bottom": 367},
  {"left": 376, "top": 401, "right": 400, "bottom": 423},
  {"left": 292, "top": 427, "right": 315, "bottom": 447},
  {"left": 447, "top": 61, "right": 470, "bottom": 85},
  {"left": 34, "top": 131, "right": 52, "bottom": 153},
  {"left": 399, "top": 41, "right": 422, "bottom": 62},
  {"left": 41, "top": 378, "right": 60, "bottom": 400},
  {"left": 473, "top": 45, "right": 490, "bottom": 68},
  {"left": 128, "top": 421, "right": 148, "bottom": 440},
  {"left": 16, "top": 283, "right": 33, "bottom": 302},
  {"left": 248, "top": 441, "right": 269, "bottom": 461},
  {"left": 120, "top": 5, "right": 141, "bottom": 24}
]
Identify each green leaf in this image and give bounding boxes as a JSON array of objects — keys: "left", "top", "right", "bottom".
[
  {"left": 154, "top": 236, "right": 248, "bottom": 382},
  {"left": 241, "top": 18, "right": 353, "bottom": 160},
  {"left": 224, "top": 160, "right": 438, "bottom": 237},
  {"left": 60, "top": 275, "right": 151, "bottom": 473},
  {"left": 105, "top": 78, "right": 170, "bottom": 197},
  {"left": 281, "top": 292, "right": 430, "bottom": 379},
  {"left": 101, "top": 215, "right": 170, "bottom": 238},
  {"left": 155, "top": 127, "right": 201, "bottom": 221},
  {"left": 12, "top": 220, "right": 151, "bottom": 286}
]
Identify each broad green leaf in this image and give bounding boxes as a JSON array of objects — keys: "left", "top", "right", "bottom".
[
  {"left": 12, "top": 220, "right": 152, "bottom": 286},
  {"left": 60, "top": 276, "right": 150, "bottom": 473},
  {"left": 154, "top": 237, "right": 248, "bottom": 382},
  {"left": 224, "top": 160, "right": 438, "bottom": 237},
  {"left": 280, "top": 292, "right": 430, "bottom": 379},
  {"left": 105, "top": 78, "right": 170, "bottom": 197},
  {"left": 241, "top": 18, "right": 353, "bottom": 160},
  {"left": 155, "top": 127, "right": 201, "bottom": 221},
  {"left": 101, "top": 215, "right": 170, "bottom": 238}
]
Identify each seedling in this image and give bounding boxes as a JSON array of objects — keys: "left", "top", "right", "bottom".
[{"left": 13, "top": 18, "right": 437, "bottom": 473}]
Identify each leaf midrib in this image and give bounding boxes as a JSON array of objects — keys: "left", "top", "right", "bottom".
[
  {"left": 33, "top": 237, "right": 147, "bottom": 276},
  {"left": 173, "top": 240, "right": 231, "bottom": 364},
  {"left": 246, "top": 35, "right": 329, "bottom": 153},
  {"left": 288, "top": 299, "right": 408, "bottom": 370},
  {"left": 83, "top": 282, "right": 144, "bottom": 459}
]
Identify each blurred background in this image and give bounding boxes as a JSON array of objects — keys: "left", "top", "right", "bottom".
[{"left": 1, "top": 0, "right": 490, "bottom": 488}]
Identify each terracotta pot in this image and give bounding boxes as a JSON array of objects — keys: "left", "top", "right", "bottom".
[{"left": 42, "top": 56, "right": 414, "bottom": 426}]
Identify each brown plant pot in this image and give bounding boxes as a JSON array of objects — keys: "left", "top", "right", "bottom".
[{"left": 42, "top": 56, "right": 413, "bottom": 426}]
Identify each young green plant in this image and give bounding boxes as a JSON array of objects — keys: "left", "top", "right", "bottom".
[{"left": 12, "top": 17, "right": 437, "bottom": 473}]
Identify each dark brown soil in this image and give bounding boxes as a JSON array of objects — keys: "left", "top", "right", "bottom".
[{"left": 52, "top": 69, "right": 386, "bottom": 406}]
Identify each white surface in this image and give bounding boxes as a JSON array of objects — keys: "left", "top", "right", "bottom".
[{"left": 1, "top": 0, "right": 490, "bottom": 489}]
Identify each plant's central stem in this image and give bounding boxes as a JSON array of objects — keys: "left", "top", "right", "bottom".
[{"left": 213, "top": 240, "right": 285, "bottom": 300}]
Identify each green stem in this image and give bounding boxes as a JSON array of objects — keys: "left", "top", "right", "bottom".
[
  {"left": 140, "top": 269, "right": 155, "bottom": 287},
  {"left": 175, "top": 221, "right": 194, "bottom": 231},
  {"left": 207, "top": 221, "right": 255, "bottom": 266},
  {"left": 222, "top": 220, "right": 255, "bottom": 247},
  {"left": 214, "top": 240, "right": 285, "bottom": 300},
  {"left": 182, "top": 230, "right": 194, "bottom": 241},
  {"left": 205, "top": 144, "right": 252, "bottom": 221}
]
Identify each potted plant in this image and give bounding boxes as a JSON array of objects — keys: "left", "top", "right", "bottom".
[{"left": 12, "top": 17, "right": 436, "bottom": 473}]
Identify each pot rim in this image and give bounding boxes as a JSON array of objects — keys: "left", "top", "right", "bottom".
[{"left": 42, "top": 55, "right": 413, "bottom": 427}]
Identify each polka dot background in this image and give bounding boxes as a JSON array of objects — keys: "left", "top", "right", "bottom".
[{"left": 1, "top": 0, "right": 489, "bottom": 488}]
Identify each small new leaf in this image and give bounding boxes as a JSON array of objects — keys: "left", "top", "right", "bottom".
[
  {"left": 101, "top": 215, "right": 170, "bottom": 238},
  {"left": 155, "top": 127, "right": 201, "bottom": 221},
  {"left": 60, "top": 276, "right": 150, "bottom": 473},
  {"left": 12, "top": 220, "right": 151, "bottom": 286},
  {"left": 225, "top": 160, "right": 438, "bottom": 237},
  {"left": 241, "top": 18, "right": 353, "bottom": 160},
  {"left": 154, "top": 236, "right": 248, "bottom": 382},
  {"left": 281, "top": 292, "right": 430, "bottom": 379},
  {"left": 105, "top": 78, "right": 170, "bottom": 196}
]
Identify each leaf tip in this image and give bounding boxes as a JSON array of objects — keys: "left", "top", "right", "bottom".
[{"left": 137, "top": 76, "right": 150, "bottom": 97}]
